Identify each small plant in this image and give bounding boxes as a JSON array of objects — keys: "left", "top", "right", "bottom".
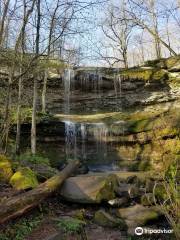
[
  {"left": 153, "top": 159, "right": 180, "bottom": 239},
  {"left": 56, "top": 217, "right": 86, "bottom": 234},
  {"left": 0, "top": 215, "right": 42, "bottom": 240},
  {"left": 17, "top": 152, "right": 50, "bottom": 166}
]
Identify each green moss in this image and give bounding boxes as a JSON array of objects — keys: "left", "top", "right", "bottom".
[
  {"left": 119, "top": 68, "right": 167, "bottom": 82},
  {"left": 10, "top": 167, "right": 38, "bottom": 190},
  {"left": 94, "top": 210, "right": 126, "bottom": 229},
  {"left": 127, "top": 119, "right": 153, "bottom": 133},
  {"left": 154, "top": 184, "right": 167, "bottom": 201},
  {"left": 166, "top": 56, "right": 180, "bottom": 69},
  {"left": 96, "top": 174, "right": 118, "bottom": 202},
  {"left": 0, "top": 154, "right": 13, "bottom": 182},
  {"left": 144, "top": 58, "right": 166, "bottom": 68},
  {"left": 120, "top": 68, "right": 152, "bottom": 81}
]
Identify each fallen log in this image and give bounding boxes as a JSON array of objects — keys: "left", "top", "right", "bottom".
[{"left": 0, "top": 160, "right": 79, "bottom": 224}]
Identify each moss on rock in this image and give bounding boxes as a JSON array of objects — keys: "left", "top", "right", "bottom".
[
  {"left": 119, "top": 68, "right": 168, "bottom": 82},
  {"left": 0, "top": 154, "right": 13, "bottom": 182},
  {"left": 94, "top": 209, "right": 126, "bottom": 229},
  {"left": 116, "top": 204, "right": 161, "bottom": 229},
  {"left": 10, "top": 167, "right": 38, "bottom": 190},
  {"left": 60, "top": 174, "right": 118, "bottom": 204},
  {"left": 166, "top": 56, "right": 180, "bottom": 69}
]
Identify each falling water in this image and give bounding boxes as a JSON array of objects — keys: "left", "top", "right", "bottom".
[
  {"left": 63, "top": 68, "right": 109, "bottom": 165},
  {"left": 63, "top": 69, "right": 76, "bottom": 160},
  {"left": 81, "top": 123, "right": 87, "bottom": 161},
  {"left": 113, "top": 74, "right": 122, "bottom": 110},
  {"left": 113, "top": 74, "right": 122, "bottom": 98},
  {"left": 63, "top": 68, "right": 74, "bottom": 114},
  {"left": 64, "top": 119, "right": 109, "bottom": 162},
  {"left": 91, "top": 123, "right": 108, "bottom": 158},
  {"left": 80, "top": 71, "right": 102, "bottom": 93},
  {"left": 64, "top": 121, "right": 77, "bottom": 160}
]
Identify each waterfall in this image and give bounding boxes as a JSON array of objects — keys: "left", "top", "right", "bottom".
[
  {"left": 90, "top": 123, "right": 108, "bottom": 159},
  {"left": 63, "top": 120, "right": 109, "bottom": 162},
  {"left": 63, "top": 68, "right": 74, "bottom": 114},
  {"left": 113, "top": 73, "right": 122, "bottom": 110},
  {"left": 64, "top": 121, "right": 77, "bottom": 160},
  {"left": 63, "top": 69, "right": 76, "bottom": 160},
  {"left": 63, "top": 68, "right": 108, "bottom": 163},
  {"left": 114, "top": 74, "right": 122, "bottom": 98},
  {"left": 80, "top": 71, "right": 102, "bottom": 93},
  {"left": 81, "top": 123, "right": 87, "bottom": 161}
]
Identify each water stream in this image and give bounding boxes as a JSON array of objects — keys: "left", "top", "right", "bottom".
[{"left": 62, "top": 69, "right": 123, "bottom": 171}]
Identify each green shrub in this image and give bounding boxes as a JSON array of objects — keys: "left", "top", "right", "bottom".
[
  {"left": 17, "top": 152, "right": 50, "bottom": 166},
  {"left": 0, "top": 215, "right": 42, "bottom": 240}
]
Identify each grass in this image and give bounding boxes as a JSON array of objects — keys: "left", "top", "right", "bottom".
[{"left": 56, "top": 217, "right": 86, "bottom": 234}]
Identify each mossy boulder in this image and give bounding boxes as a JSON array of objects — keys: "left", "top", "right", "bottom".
[
  {"left": 94, "top": 209, "right": 126, "bottom": 229},
  {"left": 0, "top": 154, "right": 13, "bottom": 182},
  {"left": 10, "top": 167, "right": 38, "bottom": 190},
  {"left": 116, "top": 204, "right": 161, "bottom": 234},
  {"left": 60, "top": 174, "right": 118, "bottom": 203}
]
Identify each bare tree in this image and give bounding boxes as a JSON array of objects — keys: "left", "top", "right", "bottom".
[
  {"left": 101, "top": 1, "right": 133, "bottom": 68},
  {"left": 31, "top": 0, "right": 41, "bottom": 155},
  {"left": 127, "top": 0, "right": 177, "bottom": 56}
]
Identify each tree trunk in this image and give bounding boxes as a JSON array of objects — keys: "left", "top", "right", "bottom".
[
  {"left": 122, "top": 50, "right": 128, "bottom": 69},
  {"left": 0, "top": 67, "right": 14, "bottom": 152},
  {"left": 0, "top": 0, "right": 10, "bottom": 47},
  {"left": 31, "top": 0, "right": 41, "bottom": 154},
  {"left": 15, "top": 76, "right": 22, "bottom": 154},
  {"left": 0, "top": 160, "right": 80, "bottom": 224},
  {"left": 31, "top": 76, "right": 38, "bottom": 154}
]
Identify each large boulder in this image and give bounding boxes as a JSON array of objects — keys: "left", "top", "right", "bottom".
[
  {"left": 60, "top": 174, "right": 118, "bottom": 203},
  {"left": 116, "top": 204, "right": 161, "bottom": 234},
  {"left": 10, "top": 167, "right": 39, "bottom": 190},
  {"left": 0, "top": 154, "right": 13, "bottom": 182}
]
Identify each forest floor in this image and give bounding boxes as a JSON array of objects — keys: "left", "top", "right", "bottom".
[{"left": 0, "top": 191, "right": 174, "bottom": 240}]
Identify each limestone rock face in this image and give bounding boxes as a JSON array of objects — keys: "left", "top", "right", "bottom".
[
  {"left": 0, "top": 154, "right": 13, "bottom": 182},
  {"left": 10, "top": 167, "right": 39, "bottom": 190},
  {"left": 60, "top": 174, "right": 118, "bottom": 203}
]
